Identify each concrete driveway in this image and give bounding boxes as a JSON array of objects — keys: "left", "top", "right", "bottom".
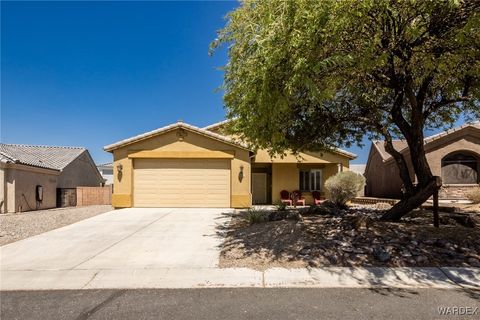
[{"left": 1, "top": 208, "right": 232, "bottom": 272}]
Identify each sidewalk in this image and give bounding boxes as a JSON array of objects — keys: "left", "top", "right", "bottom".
[{"left": 1, "top": 267, "right": 478, "bottom": 291}]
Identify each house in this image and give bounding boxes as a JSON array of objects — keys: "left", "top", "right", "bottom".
[
  {"left": 0, "top": 144, "right": 104, "bottom": 213},
  {"left": 364, "top": 122, "right": 480, "bottom": 200},
  {"left": 97, "top": 162, "right": 113, "bottom": 185},
  {"left": 104, "top": 120, "right": 356, "bottom": 208}
]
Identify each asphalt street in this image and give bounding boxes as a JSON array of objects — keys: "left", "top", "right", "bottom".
[{"left": 1, "top": 288, "right": 479, "bottom": 320}]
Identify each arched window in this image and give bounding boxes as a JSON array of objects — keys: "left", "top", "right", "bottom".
[{"left": 441, "top": 152, "right": 479, "bottom": 184}]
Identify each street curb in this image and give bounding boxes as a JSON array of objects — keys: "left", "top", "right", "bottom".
[{"left": 1, "top": 267, "right": 478, "bottom": 291}]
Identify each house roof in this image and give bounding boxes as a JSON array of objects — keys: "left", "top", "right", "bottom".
[
  {"left": 0, "top": 143, "right": 86, "bottom": 171},
  {"left": 372, "top": 140, "right": 409, "bottom": 161},
  {"left": 97, "top": 162, "right": 113, "bottom": 167},
  {"left": 372, "top": 121, "right": 480, "bottom": 161},
  {"left": 203, "top": 119, "right": 357, "bottom": 159},
  {"left": 104, "top": 121, "right": 250, "bottom": 152},
  {"left": 203, "top": 119, "right": 231, "bottom": 131}
]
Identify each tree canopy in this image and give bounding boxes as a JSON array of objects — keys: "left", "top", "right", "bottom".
[
  {"left": 212, "top": 0, "right": 479, "bottom": 153},
  {"left": 212, "top": 0, "right": 480, "bottom": 220}
]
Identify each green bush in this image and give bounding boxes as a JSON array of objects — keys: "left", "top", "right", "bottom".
[
  {"left": 325, "top": 171, "right": 365, "bottom": 207},
  {"left": 245, "top": 208, "right": 269, "bottom": 224},
  {"left": 466, "top": 187, "right": 480, "bottom": 204},
  {"left": 275, "top": 201, "right": 287, "bottom": 211}
]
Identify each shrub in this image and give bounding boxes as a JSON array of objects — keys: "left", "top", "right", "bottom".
[
  {"left": 466, "top": 187, "right": 480, "bottom": 204},
  {"left": 244, "top": 208, "right": 269, "bottom": 224},
  {"left": 325, "top": 171, "right": 365, "bottom": 207},
  {"left": 275, "top": 201, "right": 287, "bottom": 211}
]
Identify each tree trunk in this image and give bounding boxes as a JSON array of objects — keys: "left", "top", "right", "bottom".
[
  {"left": 382, "top": 177, "right": 442, "bottom": 221},
  {"left": 383, "top": 139, "right": 415, "bottom": 196},
  {"left": 380, "top": 103, "right": 442, "bottom": 221}
]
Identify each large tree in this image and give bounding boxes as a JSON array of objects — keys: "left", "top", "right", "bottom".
[{"left": 212, "top": 0, "right": 480, "bottom": 221}]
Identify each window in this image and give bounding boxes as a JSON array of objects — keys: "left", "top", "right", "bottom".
[
  {"left": 441, "top": 152, "right": 479, "bottom": 184},
  {"left": 299, "top": 169, "right": 322, "bottom": 191}
]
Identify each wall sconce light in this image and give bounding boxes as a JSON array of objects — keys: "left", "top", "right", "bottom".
[
  {"left": 117, "top": 164, "right": 123, "bottom": 182},
  {"left": 238, "top": 165, "right": 244, "bottom": 182}
]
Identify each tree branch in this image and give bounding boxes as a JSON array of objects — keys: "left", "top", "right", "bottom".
[{"left": 423, "top": 96, "right": 472, "bottom": 118}]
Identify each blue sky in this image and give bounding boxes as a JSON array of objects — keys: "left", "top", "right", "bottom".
[{"left": 0, "top": 1, "right": 467, "bottom": 165}]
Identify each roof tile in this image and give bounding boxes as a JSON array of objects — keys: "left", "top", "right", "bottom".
[{"left": 0, "top": 144, "right": 86, "bottom": 171}]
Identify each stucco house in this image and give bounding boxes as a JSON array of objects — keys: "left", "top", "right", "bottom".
[
  {"left": 364, "top": 122, "right": 480, "bottom": 200},
  {"left": 104, "top": 120, "right": 356, "bottom": 208},
  {"left": 0, "top": 144, "right": 104, "bottom": 213}
]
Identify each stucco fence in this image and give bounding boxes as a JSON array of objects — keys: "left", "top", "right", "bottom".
[{"left": 75, "top": 186, "right": 112, "bottom": 206}]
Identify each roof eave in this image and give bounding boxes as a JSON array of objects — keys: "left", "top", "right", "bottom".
[{"left": 104, "top": 122, "right": 251, "bottom": 153}]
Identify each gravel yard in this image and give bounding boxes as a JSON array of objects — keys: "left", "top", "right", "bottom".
[
  {"left": 219, "top": 203, "right": 480, "bottom": 270},
  {"left": 0, "top": 205, "right": 113, "bottom": 246}
]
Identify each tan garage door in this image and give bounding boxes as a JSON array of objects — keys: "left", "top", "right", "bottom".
[{"left": 133, "top": 159, "right": 230, "bottom": 207}]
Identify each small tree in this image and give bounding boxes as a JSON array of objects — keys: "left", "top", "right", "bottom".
[
  {"left": 325, "top": 172, "right": 366, "bottom": 207},
  {"left": 212, "top": 0, "right": 480, "bottom": 221}
]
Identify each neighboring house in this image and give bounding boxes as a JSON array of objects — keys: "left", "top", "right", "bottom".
[
  {"left": 0, "top": 144, "right": 104, "bottom": 213},
  {"left": 97, "top": 162, "right": 113, "bottom": 185},
  {"left": 364, "top": 122, "right": 480, "bottom": 200},
  {"left": 104, "top": 120, "right": 356, "bottom": 208}
]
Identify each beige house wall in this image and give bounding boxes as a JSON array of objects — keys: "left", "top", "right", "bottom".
[
  {"left": 0, "top": 167, "right": 6, "bottom": 213},
  {"left": 272, "top": 163, "right": 299, "bottom": 204},
  {"left": 57, "top": 152, "right": 104, "bottom": 188},
  {"left": 257, "top": 149, "right": 352, "bottom": 204},
  {"left": 365, "top": 147, "right": 405, "bottom": 199},
  {"left": 366, "top": 130, "right": 480, "bottom": 199},
  {"left": 112, "top": 128, "right": 251, "bottom": 208},
  {"left": 424, "top": 135, "right": 479, "bottom": 178},
  {"left": 270, "top": 162, "right": 346, "bottom": 205},
  {"left": 0, "top": 163, "right": 59, "bottom": 213}
]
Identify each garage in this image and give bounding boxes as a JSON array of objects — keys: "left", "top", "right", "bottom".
[
  {"left": 133, "top": 158, "right": 231, "bottom": 207},
  {"left": 104, "top": 122, "right": 251, "bottom": 209}
]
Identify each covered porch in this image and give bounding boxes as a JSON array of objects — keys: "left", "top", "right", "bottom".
[{"left": 250, "top": 149, "right": 352, "bottom": 206}]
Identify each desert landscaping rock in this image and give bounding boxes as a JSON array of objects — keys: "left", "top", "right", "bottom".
[
  {"left": 0, "top": 205, "right": 113, "bottom": 246},
  {"left": 220, "top": 204, "right": 480, "bottom": 270}
]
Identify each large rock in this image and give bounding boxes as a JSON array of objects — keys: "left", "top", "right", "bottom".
[{"left": 373, "top": 247, "right": 391, "bottom": 262}]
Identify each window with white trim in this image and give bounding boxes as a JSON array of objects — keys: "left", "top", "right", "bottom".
[{"left": 299, "top": 169, "right": 322, "bottom": 191}]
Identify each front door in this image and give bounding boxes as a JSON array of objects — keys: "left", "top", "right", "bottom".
[{"left": 252, "top": 173, "right": 267, "bottom": 204}]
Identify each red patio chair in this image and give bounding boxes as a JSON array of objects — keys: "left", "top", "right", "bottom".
[
  {"left": 292, "top": 190, "right": 306, "bottom": 206},
  {"left": 280, "top": 190, "right": 293, "bottom": 206},
  {"left": 312, "top": 191, "right": 326, "bottom": 205}
]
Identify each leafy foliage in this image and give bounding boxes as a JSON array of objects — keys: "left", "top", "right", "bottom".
[
  {"left": 244, "top": 207, "right": 269, "bottom": 224},
  {"left": 275, "top": 201, "right": 288, "bottom": 211},
  {"left": 211, "top": 0, "right": 479, "bottom": 155},
  {"left": 325, "top": 171, "right": 366, "bottom": 207},
  {"left": 212, "top": 0, "right": 480, "bottom": 220}
]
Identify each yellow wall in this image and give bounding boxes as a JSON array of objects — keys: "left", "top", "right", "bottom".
[
  {"left": 272, "top": 163, "right": 299, "bottom": 204},
  {"left": 254, "top": 149, "right": 351, "bottom": 166},
  {"left": 271, "top": 163, "right": 342, "bottom": 205},
  {"left": 111, "top": 128, "right": 251, "bottom": 208}
]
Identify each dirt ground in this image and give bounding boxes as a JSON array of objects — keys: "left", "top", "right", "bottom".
[
  {"left": 0, "top": 205, "right": 113, "bottom": 246},
  {"left": 219, "top": 203, "right": 480, "bottom": 270}
]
